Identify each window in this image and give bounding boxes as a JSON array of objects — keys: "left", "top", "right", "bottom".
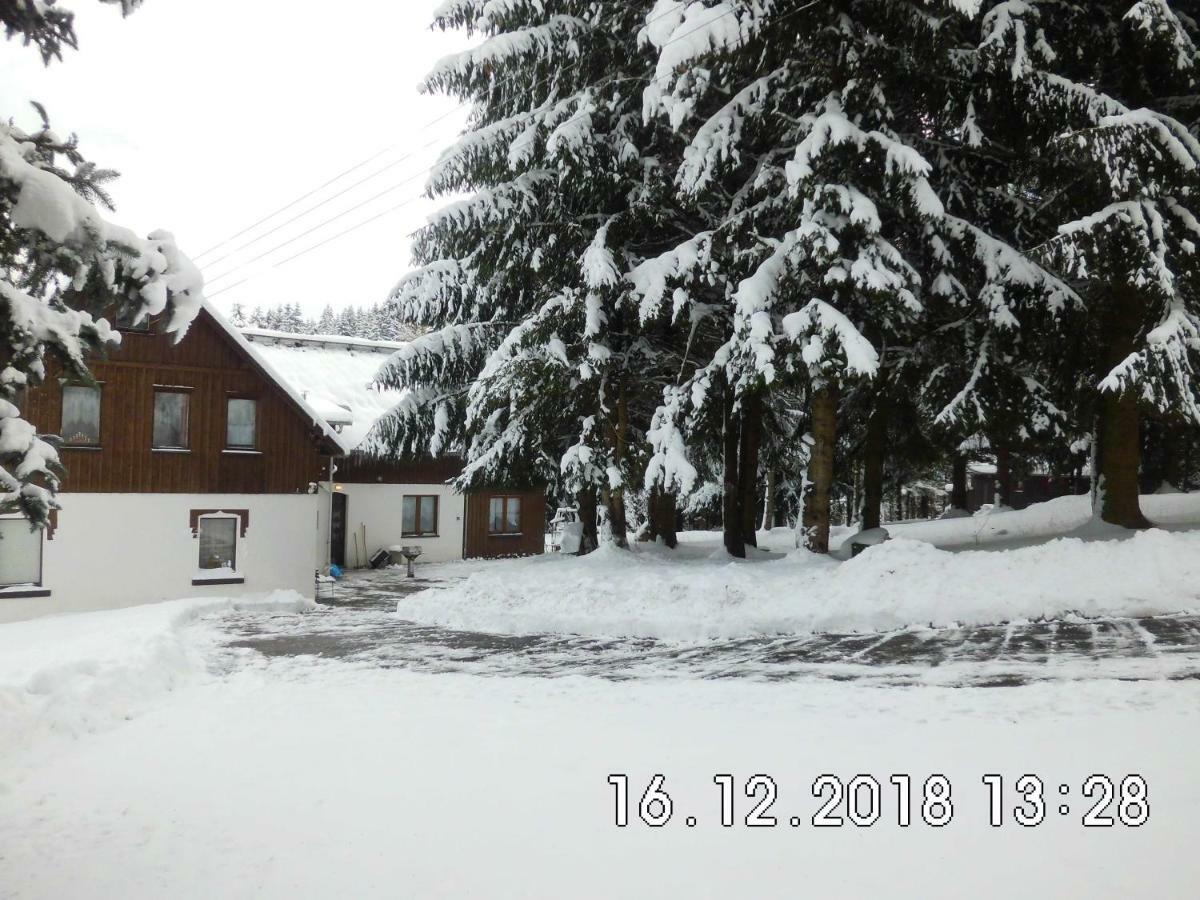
[
  {"left": 226, "top": 398, "right": 257, "bottom": 450},
  {"left": 61, "top": 384, "right": 101, "bottom": 446},
  {"left": 488, "top": 496, "right": 522, "bottom": 535},
  {"left": 153, "top": 390, "right": 190, "bottom": 449},
  {"left": 402, "top": 495, "right": 439, "bottom": 537},
  {"left": 197, "top": 517, "right": 237, "bottom": 572},
  {"left": 0, "top": 518, "right": 42, "bottom": 587},
  {"left": 115, "top": 308, "right": 151, "bottom": 332}
]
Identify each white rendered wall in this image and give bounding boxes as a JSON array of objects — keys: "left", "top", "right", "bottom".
[
  {"left": 0, "top": 493, "right": 324, "bottom": 623},
  {"left": 337, "top": 484, "right": 465, "bottom": 566}
]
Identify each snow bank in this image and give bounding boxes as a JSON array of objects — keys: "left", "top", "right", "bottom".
[
  {"left": 883, "top": 492, "right": 1200, "bottom": 549},
  {"left": 0, "top": 592, "right": 313, "bottom": 756},
  {"left": 397, "top": 529, "right": 1200, "bottom": 640}
]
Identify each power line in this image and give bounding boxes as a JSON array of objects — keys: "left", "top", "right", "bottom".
[
  {"left": 204, "top": 156, "right": 436, "bottom": 285},
  {"left": 191, "top": 106, "right": 464, "bottom": 263},
  {"left": 201, "top": 131, "right": 451, "bottom": 276},
  {"left": 194, "top": 1, "right": 698, "bottom": 268},
  {"left": 205, "top": 1, "right": 775, "bottom": 300}
]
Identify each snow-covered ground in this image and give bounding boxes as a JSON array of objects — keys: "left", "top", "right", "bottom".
[
  {"left": 4, "top": 496, "right": 1200, "bottom": 898},
  {"left": 396, "top": 494, "right": 1200, "bottom": 640},
  {"left": 1, "top": 596, "right": 1198, "bottom": 899}
]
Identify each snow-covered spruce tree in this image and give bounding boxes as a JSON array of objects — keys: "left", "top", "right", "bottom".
[
  {"left": 641, "top": 0, "right": 1085, "bottom": 550},
  {"left": 640, "top": 1, "right": 960, "bottom": 553},
  {"left": 974, "top": 0, "right": 1200, "bottom": 528},
  {"left": 2, "top": 12, "right": 202, "bottom": 528},
  {"left": 372, "top": 0, "right": 706, "bottom": 549}
]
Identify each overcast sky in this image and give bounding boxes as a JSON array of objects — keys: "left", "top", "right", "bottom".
[{"left": 0, "top": 0, "right": 469, "bottom": 318}]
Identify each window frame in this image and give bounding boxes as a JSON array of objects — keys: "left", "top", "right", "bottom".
[
  {"left": 487, "top": 495, "right": 523, "bottom": 536},
  {"left": 224, "top": 396, "right": 259, "bottom": 451},
  {"left": 60, "top": 382, "right": 103, "bottom": 448},
  {"left": 0, "top": 516, "right": 45, "bottom": 593},
  {"left": 193, "top": 514, "right": 243, "bottom": 585},
  {"left": 401, "top": 494, "right": 440, "bottom": 538},
  {"left": 114, "top": 308, "right": 153, "bottom": 333},
  {"left": 152, "top": 387, "right": 192, "bottom": 451}
]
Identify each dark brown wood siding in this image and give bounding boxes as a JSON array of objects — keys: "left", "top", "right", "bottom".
[
  {"left": 336, "top": 452, "right": 464, "bottom": 485},
  {"left": 21, "top": 311, "right": 333, "bottom": 494},
  {"left": 463, "top": 488, "right": 547, "bottom": 559}
]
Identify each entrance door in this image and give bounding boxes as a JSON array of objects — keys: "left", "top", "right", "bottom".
[{"left": 330, "top": 491, "right": 347, "bottom": 568}]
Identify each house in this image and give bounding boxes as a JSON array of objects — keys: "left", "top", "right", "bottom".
[
  {"left": 966, "top": 462, "right": 1090, "bottom": 511},
  {"left": 239, "top": 328, "right": 547, "bottom": 565},
  {"left": 1, "top": 302, "right": 347, "bottom": 623}
]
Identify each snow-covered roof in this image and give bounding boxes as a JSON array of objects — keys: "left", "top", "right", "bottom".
[
  {"left": 239, "top": 328, "right": 404, "bottom": 452},
  {"left": 239, "top": 327, "right": 410, "bottom": 352},
  {"left": 200, "top": 301, "right": 352, "bottom": 455}
]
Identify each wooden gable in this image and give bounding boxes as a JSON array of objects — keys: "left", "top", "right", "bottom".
[{"left": 21, "top": 308, "right": 338, "bottom": 495}]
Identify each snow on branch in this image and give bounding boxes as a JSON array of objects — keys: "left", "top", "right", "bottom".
[
  {"left": 1099, "top": 301, "right": 1200, "bottom": 424},
  {"left": 389, "top": 259, "right": 475, "bottom": 326},
  {"left": 424, "top": 15, "right": 588, "bottom": 91},
  {"left": 0, "top": 123, "right": 203, "bottom": 336},
  {"left": 643, "top": 388, "right": 700, "bottom": 496},
  {"left": 1124, "top": 0, "right": 1197, "bottom": 74},
  {"left": 581, "top": 218, "right": 621, "bottom": 290},
  {"left": 781, "top": 299, "right": 880, "bottom": 381},
  {"left": 373, "top": 323, "right": 482, "bottom": 395},
  {"left": 1, "top": 120, "right": 202, "bottom": 525},
  {"left": 426, "top": 170, "right": 554, "bottom": 233},
  {"left": 641, "top": 0, "right": 761, "bottom": 129},
  {"left": 785, "top": 99, "right": 944, "bottom": 220},
  {"left": 626, "top": 232, "right": 714, "bottom": 323},
  {"left": 676, "top": 68, "right": 786, "bottom": 197}
]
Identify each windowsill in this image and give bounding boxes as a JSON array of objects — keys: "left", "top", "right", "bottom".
[
  {"left": 61, "top": 445, "right": 102, "bottom": 451},
  {"left": 222, "top": 449, "right": 262, "bottom": 455},
  {"left": 152, "top": 448, "right": 192, "bottom": 454},
  {"left": 0, "top": 586, "right": 51, "bottom": 599},
  {"left": 488, "top": 532, "right": 524, "bottom": 538},
  {"left": 400, "top": 535, "right": 440, "bottom": 540},
  {"left": 192, "top": 575, "right": 245, "bottom": 586}
]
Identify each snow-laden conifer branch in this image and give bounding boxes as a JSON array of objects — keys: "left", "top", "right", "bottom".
[{"left": 1, "top": 120, "right": 202, "bottom": 524}]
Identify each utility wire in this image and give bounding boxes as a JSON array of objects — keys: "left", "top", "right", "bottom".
[
  {"left": 195, "top": 1, "right": 696, "bottom": 266},
  {"left": 206, "top": 0, "right": 797, "bottom": 300}
]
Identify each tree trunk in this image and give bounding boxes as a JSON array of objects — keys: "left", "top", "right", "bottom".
[
  {"left": 761, "top": 467, "right": 777, "bottom": 533},
  {"left": 951, "top": 455, "right": 969, "bottom": 512},
  {"left": 576, "top": 487, "right": 598, "bottom": 556},
  {"left": 995, "top": 446, "right": 1013, "bottom": 508},
  {"left": 1093, "top": 288, "right": 1151, "bottom": 528},
  {"left": 723, "top": 392, "right": 745, "bottom": 558},
  {"left": 648, "top": 487, "right": 678, "bottom": 549},
  {"left": 604, "top": 385, "right": 630, "bottom": 547},
  {"left": 738, "top": 393, "right": 763, "bottom": 548},
  {"left": 1162, "top": 425, "right": 1184, "bottom": 492},
  {"left": 845, "top": 466, "right": 857, "bottom": 530},
  {"left": 860, "top": 400, "right": 888, "bottom": 531},
  {"left": 1094, "top": 393, "right": 1151, "bottom": 527},
  {"left": 802, "top": 383, "right": 838, "bottom": 554}
]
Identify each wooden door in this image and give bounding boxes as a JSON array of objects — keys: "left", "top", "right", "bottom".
[{"left": 331, "top": 491, "right": 348, "bottom": 568}]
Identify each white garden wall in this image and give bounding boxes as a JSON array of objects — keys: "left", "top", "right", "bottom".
[
  {"left": 337, "top": 484, "right": 465, "bottom": 566},
  {"left": 0, "top": 493, "right": 325, "bottom": 623}
]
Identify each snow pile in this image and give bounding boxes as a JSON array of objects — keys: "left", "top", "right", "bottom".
[
  {"left": 0, "top": 592, "right": 313, "bottom": 756},
  {"left": 398, "top": 527, "right": 1200, "bottom": 640},
  {"left": 886, "top": 491, "right": 1200, "bottom": 548}
]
